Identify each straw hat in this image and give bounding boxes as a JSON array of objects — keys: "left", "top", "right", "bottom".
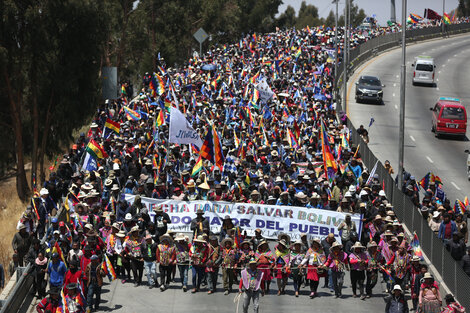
[
  {"left": 278, "top": 239, "right": 288, "bottom": 248},
  {"left": 351, "top": 241, "right": 365, "bottom": 250},
  {"left": 116, "top": 231, "right": 126, "bottom": 238},
  {"left": 367, "top": 241, "right": 378, "bottom": 248},
  {"left": 330, "top": 241, "right": 343, "bottom": 251},
  {"left": 221, "top": 237, "right": 234, "bottom": 247},
  {"left": 159, "top": 234, "right": 173, "bottom": 244},
  {"left": 423, "top": 273, "right": 433, "bottom": 279},
  {"left": 193, "top": 235, "right": 206, "bottom": 243},
  {"left": 175, "top": 233, "right": 186, "bottom": 241}
]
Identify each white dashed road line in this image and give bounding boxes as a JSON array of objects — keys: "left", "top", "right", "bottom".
[
  {"left": 426, "top": 156, "right": 434, "bottom": 164},
  {"left": 410, "top": 135, "right": 416, "bottom": 142},
  {"left": 451, "top": 182, "right": 461, "bottom": 191},
  {"left": 395, "top": 104, "right": 398, "bottom": 110},
  {"left": 393, "top": 93, "right": 396, "bottom": 97}
]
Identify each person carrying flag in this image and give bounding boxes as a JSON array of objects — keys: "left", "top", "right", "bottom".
[
  {"left": 85, "top": 254, "right": 106, "bottom": 312},
  {"left": 64, "top": 283, "right": 86, "bottom": 313},
  {"left": 36, "top": 287, "right": 61, "bottom": 313}
]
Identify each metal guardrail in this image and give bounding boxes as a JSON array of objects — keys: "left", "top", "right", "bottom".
[
  {"left": 0, "top": 205, "right": 67, "bottom": 313},
  {"left": 338, "top": 23, "right": 470, "bottom": 309}
]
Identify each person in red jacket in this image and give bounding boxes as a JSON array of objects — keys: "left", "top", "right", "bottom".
[
  {"left": 36, "top": 288, "right": 60, "bottom": 313},
  {"left": 63, "top": 259, "right": 84, "bottom": 295}
]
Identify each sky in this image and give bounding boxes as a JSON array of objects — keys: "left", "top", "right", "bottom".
[{"left": 278, "top": 0, "right": 460, "bottom": 25}]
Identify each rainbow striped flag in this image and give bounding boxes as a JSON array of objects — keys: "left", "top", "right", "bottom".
[
  {"left": 123, "top": 106, "right": 141, "bottom": 121},
  {"left": 410, "top": 232, "right": 423, "bottom": 260},
  {"left": 294, "top": 47, "right": 302, "bottom": 58},
  {"left": 156, "top": 73, "right": 165, "bottom": 95},
  {"left": 233, "top": 129, "right": 240, "bottom": 148},
  {"left": 408, "top": 13, "right": 423, "bottom": 24},
  {"left": 104, "top": 254, "right": 117, "bottom": 281},
  {"left": 121, "top": 84, "right": 126, "bottom": 95},
  {"left": 234, "top": 226, "right": 242, "bottom": 248}
]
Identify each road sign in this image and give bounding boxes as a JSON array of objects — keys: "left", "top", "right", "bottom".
[
  {"left": 193, "top": 28, "right": 208, "bottom": 57},
  {"left": 193, "top": 28, "right": 208, "bottom": 44}
]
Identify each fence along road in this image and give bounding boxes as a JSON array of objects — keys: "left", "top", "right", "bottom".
[{"left": 340, "top": 24, "right": 470, "bottom": 309}]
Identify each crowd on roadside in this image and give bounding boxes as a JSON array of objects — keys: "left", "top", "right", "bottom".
[{"left": 2, "top": 18, "right": 469, "bottom": 313}]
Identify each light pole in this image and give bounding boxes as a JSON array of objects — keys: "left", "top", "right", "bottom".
[
  {"left": 342, "top": 0, "right": 350, "bottom": 113},
  {"left": 442, "top": 0, "right": 446, "bottom": 34},
  {"left": 398, "top": 0, "right": 407, "bottom": 188},
  {"left": 333, "top": 0, "right": 339, "bottom": 102}
]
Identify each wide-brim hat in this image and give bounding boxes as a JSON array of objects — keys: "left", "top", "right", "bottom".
[
  {"left": 277, "top": 233, "right": 291, "bottom": 242},
  {"left": 221, "top": 237, "right": 234, "bottom": 247},
  {"left": 258, "top": 240, "right": 269, "bottom": 248},
  {"left": 367, "top": 241, "right": 378, "bottom": 248},
  {"left": 198, "top": 181, "right": 210, "bottom": 190},
  {"left": 196, "top": 209, "right": 204, "bottom": 215},
  {"left": 351, "top": 241, "right": 365, "bottom": 250},
  {"left": 291, "top": 239, "right": 303, "bottom": 247},
  {"left": 116, "top": 231, "right": 126, "bottom": 238},
  {"left": 240, "top": 240, "right": 251, "bottom": 247},
  {"left": 159, "top": 234, "right": 173, "bottom": 244},
  {"left": 130, "top": 226, "right": 140, "bottom": 233},
  {"left": 411, "top": 255, "right": 421, "bottom": 262},
  {"left": 330, "top": 241, "right": 343, "bottom": 251},
  {"left": 86, "top": 230, "right": 97, "bottom": 237},
  {"left": 248, "top": 258, "right": 258, "bottom": 265},
  {"left": 112, "top": 223, "right": 120, "bottom": 230},
  {"left": 278, "top": 239, "right": 288, "bottom": 248},
  {"left": 423, "top": 273, "right": 433, "bottom": 279},
  {"left": 175, "top": 233, "right": 186, "bottom": 241},
  {"left": 47, "top": 288, "right": 60, "bottom": 295},
  {"left": 193, "top": 235, "right": 206, "bottom": 243},
  {"left": 311, "top": 238, "right": 322, "bottom": 246},
  {"left": 111, "top": 184, "right": 120, "bottom": 191}
]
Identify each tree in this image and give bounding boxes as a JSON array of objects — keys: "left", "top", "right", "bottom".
[
  {"left": 325, "top": 10, "right": 336, "bottom": 28},
  {"left": 295, "top": 1, "right": 321, "bottom": 29},
  {"left": 277, "top": 5, "right": 297, "bottom": 29}
]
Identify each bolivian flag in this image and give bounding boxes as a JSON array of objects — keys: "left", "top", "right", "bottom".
[
  {"left": 156, "top": 110, "right": 165, "bottom": 126},
  {"left": 191, "top": 155, "right": 203, "bottom": 177},
  {"left": 104, "top": 118, "right": 120, "bottom": 135},
  {"left": 86, "top": 139, "right": 108, "bottom": 159}
]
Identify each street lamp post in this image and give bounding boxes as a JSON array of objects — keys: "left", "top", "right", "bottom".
[
  {"left": 398, "top": 0, "right": 407, "bottom": 188},
  {"left": 442, "top": 0, "right": 446, "bottom": 34}
]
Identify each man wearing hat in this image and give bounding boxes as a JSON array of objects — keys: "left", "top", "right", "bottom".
[
  {"left": 174, "top": 233, "right": 191, "bottom": 292},
  {"left": 206, "top": 236, "right": 222, "bottom": 294},
  {"left": 156, "top": 234, "right": 175, "bottom": 291},
  {"left": 36, "top": 287, "right": 61, "bottom": 313},
  {"left": 123, "top": 226, "right": 144, "bottom": 286},
  {"left": 85, "top": 254, "right": 106, "bottom": 312},
  {"left": 12, "top": 223, "right": 31, "bottom": 267},
  {"left": 153, "top": 207, "right": 171, "bottom": 242},
  {"left": 190, "top": 209, "right": 210, "bottom": 237},
  {"left": 365, "top": 241, "right": 383, "bottom": 298},
  {"left": 220, "top": 237, "right": 238, "bottom": 295},
  {"left": 189, "top": 235, "right": 209, "bottom": 293},
  {"left": 239, "top": 258, "right": 264, "bottom": 313},
  {"left": 141, "top": 234, "right": 157, "bottom": 288},
  {"left": 64, "top": 283, "right": 85, "bottom": 313},
  {"left": 323, "top": 242, "right": 348, "bottom": 298},
  {"left": 384, "top": 284, "right": 409, "bottom": 313},
  {"left": 219, "top": 215, "right": 235, "bottom": 242},
  {"left": 442, "top": 294, "right": 466, "bottom": 313},
  {"left": 348, "top": 242, "right": 368, "bottom": 300}
]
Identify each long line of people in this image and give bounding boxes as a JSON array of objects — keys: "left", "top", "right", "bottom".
[{"left": 4, "top": 19, "right": 469, "bottom": 313}]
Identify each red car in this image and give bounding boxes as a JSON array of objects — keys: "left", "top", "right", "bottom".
[{"left": 430, "top": 97, "right": 467, "bottom": 139}]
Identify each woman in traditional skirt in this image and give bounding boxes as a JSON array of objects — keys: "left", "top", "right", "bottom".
[
  {"left": 419, "top": 273, "right": 442, "bottom": 313},
  {"left": 300, "top": 238, "right": 326, "bottom": 298},
  {"left": 365, "top": 241, "right": 384, "bottom": 298},
  {"left": 274, "top": 239, "right": 291, "bottom": 296},
  {"left": 289, "top": 240, "right": 305, "bottom": 297},
  {"left": 255, "top": 240, "right": 275, "bottom": 294}
]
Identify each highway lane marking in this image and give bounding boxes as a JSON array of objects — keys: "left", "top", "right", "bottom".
[
  {"left": 451, "top": 182, "right": 461, "bottom": 191},
  {"left": 436, "top": 87, "right": 440, "bottom": 91},
  {"left": 438, "top": 71, "right": 441, "bottom": 73},
  {"left": 395, "top": 104, "right": 398, "bottom": 110},
  {"left": 426, "top": 156, "right": 434, "bottom": 163},
  {"left": 396, "top": 75, "right": 399, "bottom": 78},
  {"left": 393, "top": 83, "right": 396, "bottom": 87},
  {"left": 436, "top": 79, "right": 439, "bottom": 82},
  {"left": 442, "top": 64, "right": 446, "bottom": 67},
  {"left": 410, "top": 135, "right": 415, "bottom": 142},
  {"left": 393, "top": 93, "right": 396, "bottom": 97},
  {"left": 346, "top": 50, "right": 395, "bottom": 116}
]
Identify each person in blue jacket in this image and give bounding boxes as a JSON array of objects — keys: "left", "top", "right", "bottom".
[
  {"left": 47, "top": 253, "right": 67, "bottom": 288},
  {"left": 438, "top": 213, "right": 457, "bottom": 241}
]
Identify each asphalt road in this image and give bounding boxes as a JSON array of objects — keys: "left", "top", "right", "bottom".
[
  {"left": 98, "top": 269, "right": 389, "bottom": 313},
  {"left": 347, "top": 33, "right": 470, "bottom": 204}
]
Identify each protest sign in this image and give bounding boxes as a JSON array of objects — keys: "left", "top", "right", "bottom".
[{"left": 124, "top": 195, "right": 362, "bottom": 241}]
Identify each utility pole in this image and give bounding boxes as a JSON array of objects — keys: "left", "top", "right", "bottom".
[
  {"left": 333, "top": 0, "right": 339, "bottom": 102},
  {"left": 391, "top": 0, "right": 396, "bottom": 23},
  {"left": 342, "top": 0, "right": 350, "bottom": 113},
  {"left": 398, "top": 0, "right": 407, "bottom": 188},
  {"left": 442, "top": 0, "right": 446, "bottom": 34}
]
